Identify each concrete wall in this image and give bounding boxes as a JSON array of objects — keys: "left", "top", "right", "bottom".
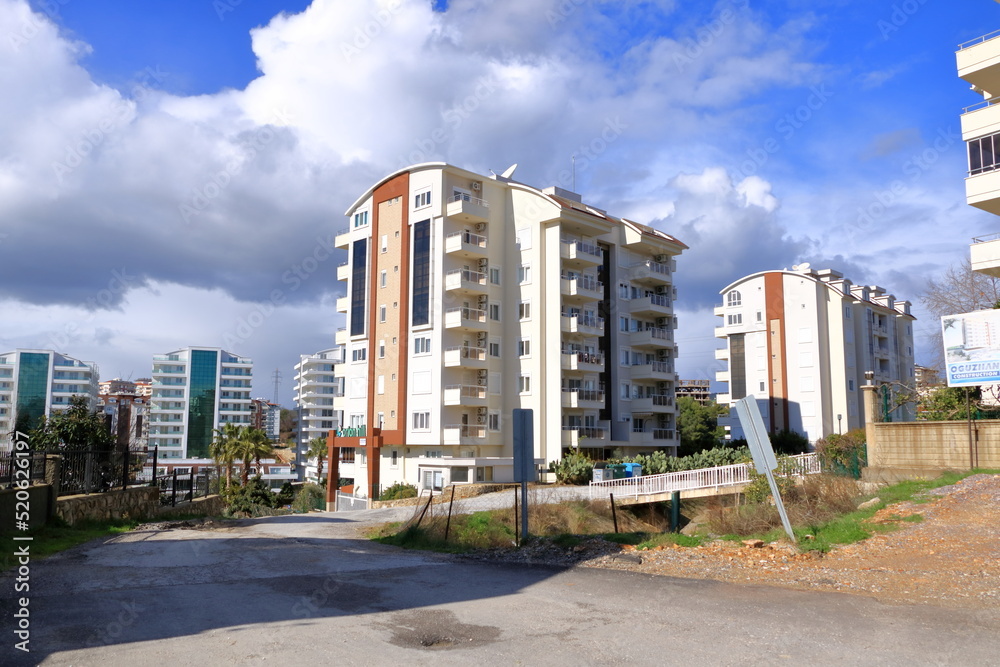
[
  {"left": 157, "top": 493, "right": 226, "bottom": 518},
  {"left": 56, "top": 487, "right": 160, "bottom": 526},
  {"left": 0, "top": 484, "right": 54, "bottom": 532},
  {"left": 868, "top": 420, "right": 1000, "bottom": 471}
]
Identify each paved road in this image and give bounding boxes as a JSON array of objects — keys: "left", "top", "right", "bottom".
[{"left": 2, "top": 512, "right": 998, "bottom": 666}]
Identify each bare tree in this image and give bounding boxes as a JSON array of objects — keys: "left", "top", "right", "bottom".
[{"left": 920, "top": 257, "right": 1000, "bottom": 368}]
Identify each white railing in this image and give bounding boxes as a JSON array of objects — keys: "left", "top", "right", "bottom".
[
  {"left": 450, "top": 193, "right": 489, "bottom": 208},
  {"left": 446, "top": 230, "right": 488, "bottom": 249},
  {"left": 973, "top": 232, "right": 1000, "bottom": 244},
  {"left": 959, "top": 28, "right": 1000, "bottom": 50},
  {"left": 589, "top": 453, "right": 820, "bottom": 500}
]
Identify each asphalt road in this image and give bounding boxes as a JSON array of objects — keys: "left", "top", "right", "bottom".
[{"left": 2, "top": 512, "right": 998, "bottom": 666}]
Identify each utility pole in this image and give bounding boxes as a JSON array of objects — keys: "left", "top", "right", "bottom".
[{"left": 271, "top": 368, "right": 282, "bottom": 405}]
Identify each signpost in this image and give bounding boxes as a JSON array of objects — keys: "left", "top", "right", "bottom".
[
  {"left": 942, "top": 310, "right": 1000, "bottom": 386},
  {"left": 512, "top": 409, "right": 536, "bottom": 540},
  {"left": 733, "top": 396, "right": 796, "bottom": 543}
]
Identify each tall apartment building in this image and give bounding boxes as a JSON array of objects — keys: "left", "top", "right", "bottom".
[
  {"left": 251, "top": 398, "right": 281, "bottom": 441},
  {"left": 148, "top": 348, "right": 253, "bottom": 459},
  {"left": 676, "top": 379, "right": 712, "bottom": 405},
  {"left": 960, "top": 32, "right": 1000, "bottom": 279},
  {"left": 293, "top": 348, "right": 344, "bottom": 482},
  {"left": 0, "top": 349, "right": 99, "bottom": 449},
  {"left": 97, "top": 379, "right": 149, "bottom": 452},
  {"left": 331, "top": 163, "right": 686, "bottom": 497},
  {"left": 714, "top": 266, "right": 916, "bottom": 442}
]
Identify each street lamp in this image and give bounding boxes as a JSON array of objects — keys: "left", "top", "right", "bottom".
[{"left": 837, "top": 413, "right": 842, "bottom": 434}]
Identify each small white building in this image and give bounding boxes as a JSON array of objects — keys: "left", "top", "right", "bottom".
[{"left": 714, "top": 266, "right": 916, "bottom": 443}]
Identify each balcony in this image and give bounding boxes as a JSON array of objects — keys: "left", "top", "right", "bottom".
[
  {"left": 561, "top": 388, "right": 605, "bottom": 410},
  {"left": 446, "top": 193, "right": 489, "bottom": 223},
  {"left": 561, "top": 426, "right": 607, "bottom": 448},
  {"left": 629, "top": 428, "right": 675, "bottom": 446},
  {"left": 443, "top": 424, "right": 487, "bottom": 445},
  {"left": 337, "top": 262, "right": 350, "bottom": 281},
  {"left": 560, "top": 274, "right": 603, "bottom": 302},
  {"left": 629, "top": 327, "right": 673, "bottom": 349},
  {"left": 445, "top": 230, "right": 488, "bottom": 259},
  {"left": 445, "top": 268, "right": 488, "bottom": 295},
  {"left": 445, "top": 307, "right": 488, "bottom": 332},
  {"left": 561, "top": 313, "right": 604, "bottom": 337},
  {"left": 443, "top": 384, "right": 488, "bottom": 407},
  {"left": 715, "top": 370, "right": 730, "bottom": 384},
  {"left": 630, "top": 260, "right": 672, "bottom": 286},
  {"left": 561, "top": 351, "right": 604, "bottom": 373},
  {"left": 560, "top": 239, "right": 603, "bottom": 267},
  {"left": 958, "top": 30, "right": 1000, "bottom": 96},
  {"left": 967, "top": 168, "right": 1000, "bottom": 215},
  {"left": 335, "top": 328, "right": 348, "bottom": 346},
  {"left": 336, "top": 296, "right": 349, "bottom": 313},
  {"left": 444, "top": 346, "right": 488, "bottom": 369},
  {"left": 334, "top": 227, "right": 351, "bottom": 249},
  {"left": 972, "top": 234, "right": 1000, "bottom": 277},
  {"left": 714, "top": 348, "right": 729, "bottom": 361},
  {"left": 629, "top": 294, "right": 672, "bottom": 317},
  {"left": 629, "top": 361, "right": 674, "bottom": 381},
  {"left": 631, "top": 395, "right": 674, "bottom": 413}
]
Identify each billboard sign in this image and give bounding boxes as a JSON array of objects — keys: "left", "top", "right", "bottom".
[{"left": 942, "top": 309, "right": 1000, "bottom": 386}]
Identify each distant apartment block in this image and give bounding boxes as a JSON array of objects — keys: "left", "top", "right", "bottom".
[
  {"left": 714, "top": 267, "right": 916, "bottom": 442},
  {"left": 293, "top": 348, "right": 343, "bottom": 482},
  {"left": 97, "top": 379, "right": 149, "bottom": 452},
  {"left": 332, "top": 163, "right": 686, "bottom": 497},
  {"left": 251, "top": 398, "right": 281, "bottom": 441},
  {"left": 148, "top": 348, "right": 252, "bottom": 459},
  {"left": 676, "top": 379, "right": 711, "bottom": 405},
  {"left": 0, "top": 349, "right": 99, "bottom": 450}
]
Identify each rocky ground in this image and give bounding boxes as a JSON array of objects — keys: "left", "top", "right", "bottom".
[{"left": 464, "top": 474, "right": 1000, "bottom": 609}]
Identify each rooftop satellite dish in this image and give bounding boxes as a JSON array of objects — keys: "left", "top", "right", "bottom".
[
  {"left": 792, "top": 262, "right": 810, "bottom": 272},
  {"left": 501, "top": 163, "right": 518, "bottom": 179}
]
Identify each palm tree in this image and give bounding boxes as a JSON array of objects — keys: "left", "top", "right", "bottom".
[
  {"left": 306, "top": 436, "right": 329, "bottom": 485},
  {"left": 211, "top": 423, "right": 243, "bottom": 489},
  {"left": 234, "top": 427, "right": 274, "bottom": 485}
]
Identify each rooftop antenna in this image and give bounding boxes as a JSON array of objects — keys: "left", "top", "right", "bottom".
[{"left": 271, "top": 368, "right": 282, "bottom": 404}]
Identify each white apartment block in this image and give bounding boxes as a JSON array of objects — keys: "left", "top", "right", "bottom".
[
  {"left": 332, "top": 162, "right": 686, "bottom": 497},
  {"left": 714, "top": 266, "right": 916, "bottom": 443},
  {"left": 148, "top": 347, "right": 253, "bottom": 460},
  {"left": 0, "top": 349, "right": 99, "bottom": 450},
  {"left": 293, "top": 348, "right": 343, "bottom": 482}
]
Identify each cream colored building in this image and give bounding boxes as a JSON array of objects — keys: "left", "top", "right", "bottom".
[
  {"left": 332, "top": 163, "right": 686, "bottom": 496},
  {"left": 714, "top": 267, "right": 916, "bottom": 443},
  {"left": 293, "top": 347, "right": 344, "bottom": 482}
]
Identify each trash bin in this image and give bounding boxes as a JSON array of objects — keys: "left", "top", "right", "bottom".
[
  {"left": 592, "top": 467, "right": 610, "bottom": 482},
  {"left": 622, "top": 463, "right": 643, "bottom": 478},
  {"left": 607, "top": 464, "right": 627, "bottom": 479}
]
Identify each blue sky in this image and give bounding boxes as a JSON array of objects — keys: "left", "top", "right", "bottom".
[{"left": 3, "top": 0, "right": 999, "bottom": 405}]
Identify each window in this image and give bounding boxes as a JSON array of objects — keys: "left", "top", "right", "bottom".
[
  {"left": 848, "top": 379, "right": 855, "bottom": 391},
  {"left": 379, "top": 305, "right": 387, "bottom": 323},
  {"left": 380, "top": 270, "right": 387, "bottom": 288},
  {"left": 412, "top": 220, "right": 430, "bottom": 326},
  {"left": 488, "top": 340, "right": 500, "bottom": 357},
  {"left": 519, "top": 374, "right": 531, "bottom": 394},
  {"left": 489, "top": 302, "right": 501, "bottom": 321},
  {"left": 476, "top": 466, "right": 493, "bottom": 482},
  {"left": 414, "top": 190, "right": 431, "bottom": 208},
  {"left": 516, "top": 228, "right": 531, "bottom": 250},
  {"left": 426, "top": 449, "right": 442, "bottom": 458},
  {"left": 518, "top": 265, "right": 531, "bottom": 284},
  {"left": 969, "top": 132, "right": 1000, "bottom": 175},
  {"left": 489, "top": 267, "right": 500, "bottom": 285},
  {"left": 620, "top": 348, "right": 630, "bottom": 367},
  {"left": 519, "top": 301, "right": 531, "bottom": 320},
  {"left": 391, "top": 450, "right": 398, "bottom": 467},
  {"left": 759, "top": 381, "right": 765, "bottom": 392},
  {"left": 619, "top": 282, "right": 630, "bottom": 299},
  {"left": 353, "top": 210, "right": 369, "bottom": 228},
  {"left": 488, "top": 411, "right": 500, "bottom": 431},
  {"left": 845, "top": 306, "right": 852, "bottom": 319},
  {"left": 377, "top": 376, "right": 385, "bottom": 395},
  {"left": 412, "top": 412, "right": 430, "bottom": 431},
  {"left": 380, "top": 235, "right": 388, "bottom": 253},
  {"left": 350, "top": 239, "right": 367, "bottom": 336},
  {"left": 756, "top": 311, "right": 763, "bottom": 322},
  {"left": 727, "top": 290, "right": 741, "bottom": 307},
  {"left": 518, "top": 339, "right": 530, "bottom": 357},
  {"left": 414, "top": 337, "right": 431, "bottom": 355},
  {"left": 727, "top": 313, "right": 742, "bottom": 326},
  {"left": 351, "top": 347, "right": 367, "bottom": 362},
  {"left": 620, "top": 383, "right": 630, "bottom": 399},
  {"left": 378, "top": 341, "right": 385, "bottom": 358}
]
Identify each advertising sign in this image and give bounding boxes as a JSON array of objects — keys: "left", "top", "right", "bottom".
[{"left": 942, "top": 310, "right": 1000, "bottom": 386}]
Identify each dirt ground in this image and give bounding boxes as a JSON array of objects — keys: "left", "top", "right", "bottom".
[{"left": 469, "top": 473, "right": 1000, "bottom": 609}]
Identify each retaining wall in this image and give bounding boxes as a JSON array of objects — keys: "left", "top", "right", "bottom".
[{"left": 55, "top": 487, "right": 160, "bottom": 526}]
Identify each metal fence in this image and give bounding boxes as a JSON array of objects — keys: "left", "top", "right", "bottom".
[
  {"left": 156, "top": 469, "right": 217, "bottom": 507},
  {"left": 54, "top": 449, "right": 147, "bottom": 496},
  {"left": 0, "top": 452, "right": 47, "bottom": 490},
  {"left": 335, "top": 491, "right": 369, "bottom": 511}
]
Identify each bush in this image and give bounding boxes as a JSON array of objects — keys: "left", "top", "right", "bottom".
[
  {"left": 225, "top": 476, "right": 276, "bottom": 517},
  {"left": 275, "top": 481, "right": 295, "bottom": 507},
  {"left": 770, "top": 429, "right": 810, "bottom": 455},
  {"left": 550, "top": 451, "right": 594, "bottom": 485},
  {"left": 292, "top": 483, "right": 326, "bottom": 513},
  {"left": 815, "top": 429, "right": 867, "bottom": 469},
  {"left": 380, "top": 482, "right": 418, "bottom": 501}
]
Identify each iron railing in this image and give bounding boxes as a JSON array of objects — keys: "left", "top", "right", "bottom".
[
  {"left": 53, "top": 449, "right": 147, "bottom": 496},
  {"left": 0, "top": 452, "right": 47, "bottom": 490}
]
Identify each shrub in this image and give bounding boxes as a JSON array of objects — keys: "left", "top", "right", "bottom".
[
  {"left": 275, "top": 481, "right": 295, "bottom": 506},
  {"left": 292, "top": 483, "right": 326, "bottom": 513},
  {"left": 225, "top": 476, "right": 276, "bottom": 517},
  {"left": 770, "top": 429, "right": 810, "bottom": 455},
  {"left": 380, "top": 482, "right": 418, "bottom": 501},
  {"left": 814, "top": 429, "right": 867, "bottom": 468},
  {"left": 550, "top": 451, "right": 594, "bottom": 485}
]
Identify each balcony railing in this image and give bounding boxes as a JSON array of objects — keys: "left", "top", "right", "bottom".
[
  {"left": 446, "top": 230, "right": 488, "bottom": 249},
  {"left": 444, "top": 346, "right": 487, "bottom": 361},
  {"left": 444, "top": 424, "right": 487, "bottom": 438},
  {"left": 562, "top": 350, "right": 604, "bottom": 365},
  {"left": 959, "top": 28, "right": 1000, "bottom": 50},
  {"left": 445, "top": 384, "right": 487, "bottom": 399},
  {"left": 562, "top": 388, "right": 605, "bottom": 402},
  {"left": 562, "top": 426, "right": 606, "bottom": 439},
  {"left": 561, "top": 274, "right": 603, "bottom": 292},
  {"left": 451, "top": 192, "right": 489, "bottom": 207},
  {"left": 445, "top": 268, "right": 487, "bottom": 289},
  {"left": 561, "top": 239, "right": 602, "bottom": 260},
  {"left": 632, "top": 361, "right": 673, "bottom": 373}
]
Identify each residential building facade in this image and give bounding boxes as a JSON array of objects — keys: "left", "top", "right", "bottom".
[
  {"left": 293, "top": 348, "right": 344, "bottom": 482},
  {"left": 148, "top": 347, "right": 253, "bottom": 460},
  {"left": 676, "top": 379, "right": 712, "bottom": 405},
  {"left": 0, "top": 349, "right": 99, "bottom": 450},
  {"left": 251, "top": 398, "right": 281, "bottom": 441},
  {"left": 331, "top": 163, "right": 686, "bottom": 497},
  {"left": 714, "top": 267, "right": 916, "bottom": 442},
  {"left": 97, "top": 379, "right": 149, "bottom": 452}
]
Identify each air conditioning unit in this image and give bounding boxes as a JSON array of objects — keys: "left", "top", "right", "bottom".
[
  {"left": 656, "top": 318, "right": 668, "bottom": 327},
  {"left": 478, "top": 369, "right": 488, "bottom": 380},
  {"left": 655, "top": 286, "right": 668, "bottom": 295},
  {"left": 477, "top": 416, "right": 486, "bottom": 424},
  {"left": 478, "top": 296, "right": 488, "bottom": 308},
  {"left": 471, "top": 182, "right": 482, "bottom": 192},
  {"left": 478, "top": 258, "right": 488, "bottom": 270},
  {"left": 478, "top": 378, "right": 488, "bottom": 386},
  {"left": 475, "top": 223, "right": 487, "bottom": 232},
  {"left": 654, "top": 254, "right": 668, "bottom": 263},
  {"left": 476, "top": 332, "right": 487, "bottom": 344}
]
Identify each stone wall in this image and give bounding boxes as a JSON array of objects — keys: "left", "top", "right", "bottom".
[
  {"left": 368, "top": 483, "right": 518, "bottom": 509},
  {"left": 156, "top": 494, "right": 226, "bottom": 518},
  {"left": 55, "top": 487, "right": 160, "bottom": 526}
]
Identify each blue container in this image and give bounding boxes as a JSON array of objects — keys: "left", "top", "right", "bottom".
[{"left": 621, "top": 463, "right": 643, "bottom": 478}]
